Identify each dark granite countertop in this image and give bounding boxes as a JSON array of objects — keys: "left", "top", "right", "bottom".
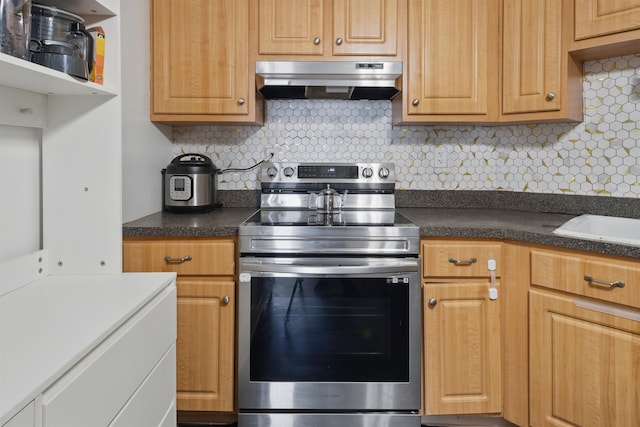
[
  {"left": 123, "top": 207, "right": 257, "bottom": 238},
  {"left": 123, "top": 191, "right": 640, "bottom": 259},
  {"left": 398, "top": 208, "right": 640, "bottom": 259}
]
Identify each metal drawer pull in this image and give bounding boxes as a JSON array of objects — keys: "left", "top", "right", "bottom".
[
  {"left": 583, "top": 274, "right": 625, "bottom": 288},
  {"left": 428, "top": 298, "right": 437, "bottom": 307},
  {"left": 448, "top": 257, "right": 477, "bottom": 265},
  {"left": 222, "top": 296, "right": 231, "bottom": 305},
  {"left": 164, "top": 255, "right": 193, "bottom": 264}
]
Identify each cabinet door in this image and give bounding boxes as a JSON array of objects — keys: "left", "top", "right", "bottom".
[
  {"left": 423, "top": 282, "right": 502, "bottom": 415},
  {"left": 152, "top": 0, "right": 250, "bottom": 116},
  {"left": 258, "top": 0, "right": 324, "bottom": 55},
  {"left": 575, "top": 0, "right": 640, "bottom": 40},
  {"left": 502, "top": 0, "right": 562, "bottom": 114},
  {"left": 177, "top": 278, "right": 235, "bottom": 412},
  {"left": 332, "top": 0, "right": 398, "bottom": 56},
  {"left": 406, "top": 0, "right": 500, "bottom": 117},
  {"left": 529, "top": 290, "right": 640, "bottom": 427}
]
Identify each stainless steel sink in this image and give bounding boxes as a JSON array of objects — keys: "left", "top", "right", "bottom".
[{"left": 553, "top": 214, "right": 640, "bottom": 247}]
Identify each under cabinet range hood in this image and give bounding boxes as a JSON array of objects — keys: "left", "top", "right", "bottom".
[{"left": 256, "top": 61, "right": 402, "bottom": 100}]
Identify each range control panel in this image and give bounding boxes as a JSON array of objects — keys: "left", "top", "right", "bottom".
[{"left": 261, "top": 162, "right": 394, "bottom": 185}]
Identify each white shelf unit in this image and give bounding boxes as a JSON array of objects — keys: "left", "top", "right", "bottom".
[{"left": 0, "top": 0, "right": 123, "bottom": 274}]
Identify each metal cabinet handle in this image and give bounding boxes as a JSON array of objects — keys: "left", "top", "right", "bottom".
[
  {"left": 335, "top": 37, "right": 343, "bottom": 45},
  {"left": 222, "top": 295, "right": 231, "bottom": 305},
  {"left": 428, "top": 298, "right": 437, "bottom": 307},
  {"left": 412, "top": 98, "right": 420, "bottom": 106},
  {"left": 164, "top": 255, "right": 192, "bottom": 264},
  {"left": 584, "top": 274, "right": 625, "bottom": 288},
  {"left": 313, "top": 37, "right": 321, "bottom": 45},
  {"left": 545, "top": 92, "right": 556, "bottom": 101},
  {"left": 237, "top": 98, "right": 245, "bottom": 105},
  {"left": 448, "top": 257, "right": 477, "bottom": 265}
]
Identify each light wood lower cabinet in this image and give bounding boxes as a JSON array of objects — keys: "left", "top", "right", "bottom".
[
  {"left": 529, "top": 289, "right": 640, "bottom": 427},
  {"left": 423, "top": 281, "right": 502, "bottom": 415},
  {"left": 123, "top": 238, "right": 236, "bottom": 413},
  {"left": 421, "top": 240, "right": 502, "bottom": 415},
  {"left": 529, "top": 246, "right": 640, "bottom": 427}
]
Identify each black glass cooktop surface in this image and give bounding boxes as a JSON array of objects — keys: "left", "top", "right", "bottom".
[{"left": 242, "top": 209, "right": 415, "bottom": 227}]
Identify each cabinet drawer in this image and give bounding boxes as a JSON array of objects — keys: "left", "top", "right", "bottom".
[
  {"left": 41, "top": 286, "right": 176, "bottom": 427},
  {"left": 531, "top": 249, "right": 640, "bottom": 309},
  {"left": 422, "top": 242, "right": 502, "bottom": 278},
  {"left": 123, "top": 239, "right": 235, "bottom": 276},
  {"left": 109, "top": 344, "right": 176, "bottom": 427}
]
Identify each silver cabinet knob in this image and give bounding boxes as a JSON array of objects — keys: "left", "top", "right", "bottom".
[
  {"left": 222, "top": 295, "right": 231, "bottom": 305},
  {"left": 428, "top": 298, "right": 437, "bottom": 307},
  {"left": 313, "top": 37, "right": 321, "bottom": 45},
  {"left": 335, "top": 37, "right": 343, "bottom": 45},
  {"left": 237, "top": 98, "right": 245, "bottom": 105},
  {"left": 412, "top": 98, "right": 420, "bottom": 106},
  {"left": 545, "top": 92, "right": 555, "bottom": 101}
]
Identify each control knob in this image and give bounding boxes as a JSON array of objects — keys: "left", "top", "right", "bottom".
[
  {"left": 266, "top": 166, "right": 278, "bottom": 178},
  {"left": 362, "top": 167, "right": 373, "bottom": 178},
  {"left": 283, "top": 166, "right": 295, "bottom": 177},
  {"left": 379, "top": 167, "right": 390, "bottom": 179}
]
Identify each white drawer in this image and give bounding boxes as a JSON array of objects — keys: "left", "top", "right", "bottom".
[
  {"left": 41, "top": 285, "right": 176, "bottom": 427},
  {"left": 109, "top": 344, "right": 176, "bottom": 427}
]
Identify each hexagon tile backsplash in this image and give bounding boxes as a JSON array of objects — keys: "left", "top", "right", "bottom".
[{"left": 173, "top": 54, "right": 640, "bottom": 198}]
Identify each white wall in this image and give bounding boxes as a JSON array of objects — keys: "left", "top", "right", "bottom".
[
  {"left": 0, "top": 125, "right": 41, "bottom": 263},
  {"left": 120, "top": 0, "right": 172, "bottom": 223}
]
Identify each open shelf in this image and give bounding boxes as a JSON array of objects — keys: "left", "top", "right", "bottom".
[{"left": 0, "top": 53, "right": 117, "bottom": 97}]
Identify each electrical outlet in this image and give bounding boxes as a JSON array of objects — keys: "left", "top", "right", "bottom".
[
  {"left": 434, "top": 146, "right": 448, "bottom": 171},
  {"left": 264, "top": 148, "right": 278, "bottom": 162}
]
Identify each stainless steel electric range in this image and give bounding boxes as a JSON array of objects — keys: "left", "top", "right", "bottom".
[{"left": 237, "top": 162, "right": 422, "bottom": 427}]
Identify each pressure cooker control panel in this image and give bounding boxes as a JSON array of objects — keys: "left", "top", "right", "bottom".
[{"left": 168, "top": 175, "right": 192, "bottom": 201}]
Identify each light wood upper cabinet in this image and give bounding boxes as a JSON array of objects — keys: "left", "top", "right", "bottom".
[
  {"left": 151, "top": 0, "right": 263, "bottom": 124},
  {"left": 502, "top": 0, "right": 583, "bottom": 122},
  {"left": 404, "top": 0, "right": 500, "bottom": 121},
  {"left": 332, "top": 0, "right": 398, "bottom": 56},
  {"left": 258, "top": 0, "right": 325, "bottom": 55},
  {"left": 530, "top": 289, "right": 640, "bottom": 427},
  {"left": 398, "top": 0, "right": 582, "bottom": 124},
  {"left": 123, "top": 238, "right": 236, "bottom": 414},
  {"left": 503, "top": 0, "right": 562, "bottom": 115},
  {"left": 569, "top": 0, "right": 640, "bottom": 60},
  {"left": 256, "top": 0, "right": 399, "bottom": 57},
  {"left": 575, "top": 0, "right": 640, "bottom": 40}
]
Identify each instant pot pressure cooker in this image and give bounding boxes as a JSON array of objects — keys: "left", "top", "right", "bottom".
[{"left": 162, "top": 153, "right": 220, "bottom": 212}]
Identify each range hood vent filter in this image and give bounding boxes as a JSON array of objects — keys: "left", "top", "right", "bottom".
[{"left": 256, "top": 61, "right": 402, "bottom": 100}]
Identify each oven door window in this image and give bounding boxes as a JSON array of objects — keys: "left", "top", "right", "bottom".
[{"left": 250, "top": 276, "right": 409, "bottom": 382}]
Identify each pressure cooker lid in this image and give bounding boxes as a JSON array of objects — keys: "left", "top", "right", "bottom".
[{"left": 165, "top": 153, "right": 219, "bottom": 174}]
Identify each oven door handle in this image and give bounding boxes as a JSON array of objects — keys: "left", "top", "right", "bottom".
[{"left": 240, "top": 259, "right": 419, "bottom": 276}]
